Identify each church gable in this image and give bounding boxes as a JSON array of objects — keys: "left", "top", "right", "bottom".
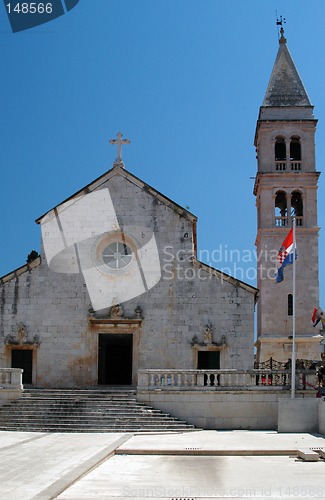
[
  {"left": 0, "top": 162, "right": 257, "bottom": 387},
  {"left": 35, "top": 165, "right": 255, "bottom": 303},
  {"left": 36, "top": 165, "right": 197, "bottom": 226},
  {"left": 35, "top": 168, "right": 197, "bottom": 312}
]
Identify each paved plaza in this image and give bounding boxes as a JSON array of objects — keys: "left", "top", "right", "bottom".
[{"left": 1, "top": 430, "right": 325, "bottom": 499}]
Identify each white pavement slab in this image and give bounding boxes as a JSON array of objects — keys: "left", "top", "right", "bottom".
[
  {"left": 0, "top": 430, "right": 46, "bottom": 450},
  {"left": 58, "top": 454, "right": 325, "bottom": 500},
  {"left": 118, "top": 429, "right": 325, "bottom": 455},
  {"left": 0, "top": 430, "right": 324, "bottom": 500},
  {"left": 0, "top": 432, "right": 129, "bottom": 500}
]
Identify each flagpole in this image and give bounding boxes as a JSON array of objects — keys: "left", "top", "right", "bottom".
[{"left": 291, "top": 217, "right": 296, "bottom": 399}]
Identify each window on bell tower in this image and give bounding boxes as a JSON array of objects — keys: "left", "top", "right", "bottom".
[
  {"left": 291, "top": 191, "right": 303, "bottom": 227},
  {"left": 275, "top": 191, "right": 287, "bottom": 227},
  {"left": 290, "top": 137, "right": 301, "bottom": 160},
  {"left": 275, "top": 137, "right": 286, "bottom": 170},
  {"left": 290, "top": 137, "right": 301, "bottom": 170},
  {"left": 275, "top": 137, "right": 286, "bottom": 160}
]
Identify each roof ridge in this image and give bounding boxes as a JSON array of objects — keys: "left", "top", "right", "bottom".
[
  {"left": 35, "top": 166, "right": 197, "bottom": 224},
  {"left": 0, "top": 257, "right": 41, "bottom": 283}
]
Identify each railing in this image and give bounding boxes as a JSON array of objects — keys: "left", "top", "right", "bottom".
[
  {"left": 275, "top": 161, "right": 302, "bottom": 171},
  {"left": 275, "top": 216, "right": 288, "bottom": 227},
  {"left": 295, "top": 216, "right": 303, "bottom": 227},
  {"left": 275, "top": 161, "right": 286, "bottom": 171},
  {"left": 291, "top": 161, "right": 301, "bottom": 171},
  {"left": 138, "top": 369, "right": 317, "bottom": 391},
  {"left": 275, "top": 216, "right": 303, "bottom": 228},
  {"left": 256, "top": 357, "right": 285, "bottom": 370}
]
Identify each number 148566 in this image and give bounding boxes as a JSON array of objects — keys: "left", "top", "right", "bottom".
[{"left": 6, "top": 3, "right": 53, "bottom": 14}]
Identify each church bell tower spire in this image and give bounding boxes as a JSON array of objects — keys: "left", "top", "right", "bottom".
[{"left": 254, "top": 28, "right": 321, "bottom": 364}]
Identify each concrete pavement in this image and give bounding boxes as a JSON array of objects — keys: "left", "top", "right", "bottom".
[{"left": 0, "top": 430, "right": 324, "bottom": 499}]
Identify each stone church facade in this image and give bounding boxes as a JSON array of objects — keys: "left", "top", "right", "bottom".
[
  {"left": 0, "top": 28, "right": 322, "bottom": 390},
  {"left": 0, "top": 159, "right": 257, "bottom": 388}
]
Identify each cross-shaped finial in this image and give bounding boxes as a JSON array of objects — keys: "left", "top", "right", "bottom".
[
  {"left": 276, "top": 15, "right": 287, "bottom": 43},
  {"left": 109, "top": 132, "right": 130, "bottom": 168},
  {"left": 276, "top": 15, "right": 286, "bottom": 28}
]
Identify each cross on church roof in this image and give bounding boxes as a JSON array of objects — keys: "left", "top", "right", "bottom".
[
  {"left": 276, "top": 15, "right": 286, "bottom": 28},
  {"left": 109, "top": 132, "right": 130, "bottom": 168},
  {"left": 276, "top": 15, "right": 286, "bottom": 43}
]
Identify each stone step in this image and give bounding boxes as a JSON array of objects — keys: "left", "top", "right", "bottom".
[
  {"left": 0, "top": 422, "right": 193, "bottom": 431},
  {"left": 0, "top": 420, "right": 193, "bottom": 428},
  {"left": 3, "top": 403, "right": 159, "bottom": 410},
  {"left": 9, "top": 397, "right": 156, "bottom": 403},
  {"left": 0, "top": 413, "right": 167, "bottom": 420},
  {"left": 0, "top": 424, "right": 190, "bottom": 431},
  {"left": 0, "top": 409, "right": 181, "bottom": 417},
  {"left": 0, "top": 388, "right": 196, "bottom": 433},
  {"left": 0, "top": 420, "right": 191, "bottom": 427},
  {"left": 14, "top": 398, "right": 139, "bottom": 403},
  {"left": 20, "top": 395, "right": 136, "bottom": 399},
  {"left": 8, "top": 399, "right": 151, "bottom": 405},
  {"left": 0, "top": 415, "right": 191, "bottom": 424},
  {"left": 0, "top": 416, "right": 173, "bottom": 423},
  {"left": 297, "top": 449, "right": 320, "bottom": 461},
  {"left": 0, "top": 412, "right": 163, "bottom": 419},
  {"left": 23, "top": 387, "right": 136, "bottom": 392},
  {"left": 23, "top": 391, "right": 137, "bottom": 397},
  {"left": 1, "top": 401, "right": 166, "bottom": 413},
  {"left": 5, "top": 401, "right": 158, "bottom": 406},
  {"left": 0, "top": 415, "right": 181, "bottom": 423},
  {"left": 6, "top": 406, "right": 152, "bottom": 412},
  {"left": 0, "top": 426, "right": 194, "bottom": 433},
  {"left": 0, "top": 405, "right": 166, "bottom": 413},
  {"left": 0, "top": 423, "right": 191, "bottom": 430}
]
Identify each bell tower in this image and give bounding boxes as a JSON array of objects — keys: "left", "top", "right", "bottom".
[{"left": 254, "top": 27, "right": 321, "bottom": 363}]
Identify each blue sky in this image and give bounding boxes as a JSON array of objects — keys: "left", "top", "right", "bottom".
[{"left": 1, "top": 0, "right": 325, "bottom": 303}]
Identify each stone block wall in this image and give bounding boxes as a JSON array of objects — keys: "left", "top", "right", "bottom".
[
  {"left": 0, "top": 171, "right": 256, "bottom": 387},
  {"left": 278, "top": 398, "right": 319, "bottom": 433},
  {"left": 137, "top": 389, "right": 315, "bottom": 430}
]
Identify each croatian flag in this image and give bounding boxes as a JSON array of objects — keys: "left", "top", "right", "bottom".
[
  {"left": 311, "top": 307, "right": 324, "bottom": 327},
  {"left": 275, "top": 228, "right": 297, "bottom": 283}
]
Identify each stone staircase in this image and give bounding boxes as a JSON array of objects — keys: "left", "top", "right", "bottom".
[{"left": 0, "top": 388, "right": 196, "bottom": 433}]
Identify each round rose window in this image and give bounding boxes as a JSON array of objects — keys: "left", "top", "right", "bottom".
[{"left": 102, "top": 242, "right": 133, "bottom": 270}]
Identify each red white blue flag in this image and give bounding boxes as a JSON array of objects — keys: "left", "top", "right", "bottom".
[
  {"left": 311, "top": 307, "right": 324, "bottom": 327},
  {"left": 275, "top": 229, "right": 297, "bottom": 283}
]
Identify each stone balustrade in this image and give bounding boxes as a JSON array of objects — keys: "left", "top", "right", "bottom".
[
  {"left": 275, "top": 216, "right": 303, "bottom": 228},
  {"left": 0, "top": 368, "right": 23, "bottom": 404},
  {"left": 275, "top": 161, "right": 302, "bottom": 172},
  {"left": 138, "top": 369, "right": 318, "bottom": 392}
]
